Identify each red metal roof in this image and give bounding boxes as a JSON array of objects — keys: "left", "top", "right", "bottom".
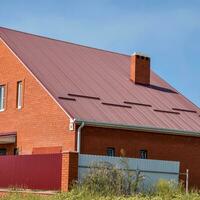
[{"left": 0, "top": 27, "right": 200, "bottom": 134}]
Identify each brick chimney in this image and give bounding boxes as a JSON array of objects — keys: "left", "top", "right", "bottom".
[{"left": 130, "top": 53, "right": 150, "bottom": 85}]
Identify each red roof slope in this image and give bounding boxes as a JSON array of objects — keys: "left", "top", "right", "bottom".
[{"left": 0, "top": 27, "right": 200, "bottom": 134}]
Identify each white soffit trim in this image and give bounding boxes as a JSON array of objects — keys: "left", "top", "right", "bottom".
[{"left": 0, "top": 37, "right": 74, "bottom": 121}]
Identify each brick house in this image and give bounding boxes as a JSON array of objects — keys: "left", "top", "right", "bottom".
[{"left": 0, "top": 27, "right": 200, "bottom": 187}]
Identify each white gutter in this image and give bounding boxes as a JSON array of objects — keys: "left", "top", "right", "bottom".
[
  {"left": 77, "top": 122, "right": 85, "bottom": 153},
  {"left": 74, "top": 119, "right": 200, "bottom": 138}
]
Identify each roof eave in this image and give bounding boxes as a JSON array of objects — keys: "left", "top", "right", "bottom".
[{"left": 74, "top": 119, "right": 200, "bottom": 137}]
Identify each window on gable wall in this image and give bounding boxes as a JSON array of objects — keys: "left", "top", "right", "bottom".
[
  {"left": 17, "top": 81, "right": 23, "bottom": 109},
  {"left": 0, "top": 85, "right": 5, "bottom": 111}
]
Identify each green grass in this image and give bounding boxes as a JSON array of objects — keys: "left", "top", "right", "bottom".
[
  {"left": 1, "top": 180, "right": 200, "bottom": 200},
  {"left": 1, "top": 189, "right": 200, "bottom": 200}
]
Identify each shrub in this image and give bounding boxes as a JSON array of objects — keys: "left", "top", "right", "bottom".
[
  {"left": 77, "top": 158, "right": 143, "bottom": 197},
  {"left": 154, "top": 179, "right": 183, "bottom": 199}
]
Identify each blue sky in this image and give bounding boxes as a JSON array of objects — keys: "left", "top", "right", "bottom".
[{"left": 0, "top": 0, "right": 200, "bottom": 107}]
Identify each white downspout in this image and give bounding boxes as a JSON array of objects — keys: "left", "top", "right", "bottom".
[{"left": 77, "top": 122, "right": 85, "bottom": 153}]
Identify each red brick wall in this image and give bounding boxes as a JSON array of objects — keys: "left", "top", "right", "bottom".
[
  {"left": 80, "top": 126, "right": 200, "bottom": 188},
  {"left": 0, "top": 39, "right": 76, "bottom": 154},
  {"left": 61, "top": 151, "right": 78, "bottom": 191},
  {"left": 32, "top": 146, "right": 62, "bottom": 154}
]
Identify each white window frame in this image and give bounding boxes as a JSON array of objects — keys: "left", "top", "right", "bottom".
[
  {"left": 0, "top": 85, "right": 5, "bottom": 112},
  {"left": 17, "top": 81, "right": 23, "bottom": 109}
]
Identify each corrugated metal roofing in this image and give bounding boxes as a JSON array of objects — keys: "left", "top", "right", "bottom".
[{"left": 0, "top": 27, "right": 200, "bottom": 134}]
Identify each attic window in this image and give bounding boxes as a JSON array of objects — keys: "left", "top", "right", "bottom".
[
  {"left": 172, "top": 108, "right": 197, "bottom": 113},
  {"left": 102, "top": 102, "right": 132, "bottom": 109},
  {"left": 0, "top": 85, "right": 5, "bottom": 111},
  {"left": 68, "top": 93, "right": 100, "bottom": 100},
  {"left": 59, "top": 97, "right": 76, "bottom": 101},
  {"left": 17, "top": 81, "right": 23, "bottom": 109},
  {"left": 124, "top": 101, "right": 152, "bottom": 107},
  {"left": 154, "top": 109, "right": 180, "bottom": 115}
]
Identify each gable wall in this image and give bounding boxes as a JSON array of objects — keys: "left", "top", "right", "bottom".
[{"left": 0, "top": 39, "right": 76, "bottom": 154}]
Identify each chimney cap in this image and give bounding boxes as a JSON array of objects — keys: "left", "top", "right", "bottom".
[{"left": 132, "top": 52, "right": 150, "bottom": 58}]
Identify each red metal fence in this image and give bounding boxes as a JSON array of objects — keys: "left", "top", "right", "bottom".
[{"left": 0, "top": 154, "right": 62, "bottom": 191}]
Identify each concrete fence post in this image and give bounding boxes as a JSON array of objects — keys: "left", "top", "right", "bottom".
[{"left": 61, "top": 151, "right": 78, "bottom": 192}]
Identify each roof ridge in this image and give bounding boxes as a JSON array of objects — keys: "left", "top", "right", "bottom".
[{"left": 0, "top": 26, "right": 129, "bottom": 57}]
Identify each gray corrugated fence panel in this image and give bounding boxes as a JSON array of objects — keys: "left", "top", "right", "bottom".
[
  {"left": 79, "top": 154, "right": 179, "bottom": 173},
  {"left": 78, "top": 154, "right": 180, "bottom": 189}
]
